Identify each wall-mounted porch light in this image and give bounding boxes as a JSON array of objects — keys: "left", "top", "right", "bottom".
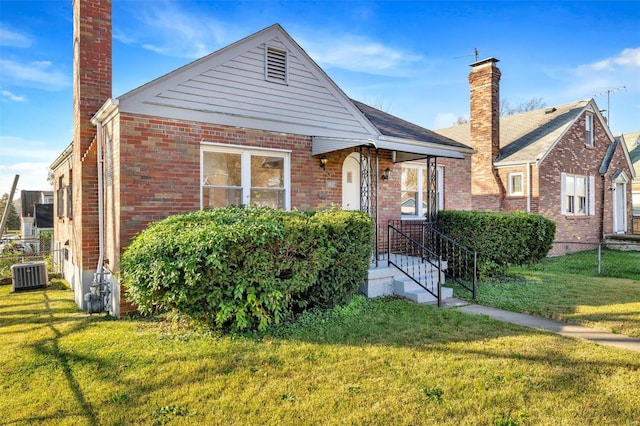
[
  {"left": 381, "top": 167, "right": 391, "bottom": 180},
  {"left": 319, "top": 157, "right": 328, "bottom": 170}
]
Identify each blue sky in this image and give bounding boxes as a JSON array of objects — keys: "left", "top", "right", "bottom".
[{"left": 1, "top": 0, "right": 639, "bottom": 194}]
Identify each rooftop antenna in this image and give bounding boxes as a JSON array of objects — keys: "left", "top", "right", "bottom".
[
  {"left": 595, "top": 86, "right": 626, "bottom": 125},
  {"left": 454, "top": 48, "right": 479, "bottom": 62}
]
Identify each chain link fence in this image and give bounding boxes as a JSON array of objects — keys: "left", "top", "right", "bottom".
[
  {"left": 550, "top": 240, "right": 640, "bottom": 277},
  {"left": 0, "top": 232, "right": 62, "bottom": 284}
]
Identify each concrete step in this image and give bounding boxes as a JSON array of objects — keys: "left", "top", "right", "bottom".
[
  {"left": 393, "top": 276, "right": 453, "bottom": 304},
  {"left": 361, "top": 259, "right": 452, "bottom": 303}
]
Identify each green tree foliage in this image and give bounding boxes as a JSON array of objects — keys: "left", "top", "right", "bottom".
[
  {"left": 121, "top": 206, "right": 373, "bottom": 331},
  {"left": 0, "top": 193, "right": 20, "bottom": 231},
  {"left": 438, "top": 210, "right": 556, "bottom": 277}
]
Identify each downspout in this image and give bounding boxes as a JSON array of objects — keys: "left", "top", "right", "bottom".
[
  {"left": 96, "top": 121, "right": 105, "bottom": 276},
  {"left": 84, "top": 120, "right": 109, "bottom": 314},
  {"left": 526, "top": 162, "right": 531, "bottom": 213},
  {"left": 600, "top": 175, "right": 606, "bottom": 241}
]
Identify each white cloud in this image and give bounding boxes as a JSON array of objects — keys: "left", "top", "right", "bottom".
[
  {"left": 114, "top": 1, "right": 238, "bottom": 59},
  {"left": 300, "top": 34, "right": 425, "bottom": 77},
  {"left": 0, "top": 137, "right": 60, "bottom": 193},
  {"left": 2, "top": 90, "right": 26, "bottom": 102},
  {"left": 586, "top": 47, "right": 640, "bottom": 72},
  {"left": 0, "top": 26, "right": 32, "bottom": 48},
  {"left": 0, "top": 59, "right": 69, "bottom": 91},
  {"left": 433, "top": 113, "right": 459, "bottom": 129},
  {"left": 0, "top": 163, "right": 52, "bottom": 193}
]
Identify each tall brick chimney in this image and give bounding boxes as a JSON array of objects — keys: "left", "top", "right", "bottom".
[
  {"left": 469, "top": 57, "right": 503, "bottom": 211},
  {"left": 72, "top": 0, "right": 112, "bottom": 273}
]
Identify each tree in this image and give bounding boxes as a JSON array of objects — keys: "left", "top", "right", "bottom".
[
  {"left": 453, "top": 97, "right": 546, "bottom": 125},
  {"left": 0, "top": 193, "right": 21, "bottom": 232},
  {"left": 454, "top": 116, "right": 469, "bottom": 125},
  {"left": 500, "top": 97, "right": 545, "bottom": 116}
]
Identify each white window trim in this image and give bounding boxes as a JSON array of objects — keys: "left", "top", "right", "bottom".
[
  {"left": 507, "top": 172, "right": 524, "bottom": 196},
  {"left": 401, "top": 163, "right": 444, "bottom": 219},
  {"left": 585, "top": 114, "right": 594, "bottom": 147},
  {"left": 200, "top": 142, "right": 291, "bottom": 210},
  {"left": 560, "top": 172, "right": 595, "bottom": 216}
]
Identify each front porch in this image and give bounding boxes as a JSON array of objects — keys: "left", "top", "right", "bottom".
[
  {"left": 363, "top": 220, "right": 477, "bottom": 306},
  {"left": 362, "top": 254, "right": 453, "bottom": 304},
  {"left": 604, "top": 233, "right": 640, "bottom": 251}
]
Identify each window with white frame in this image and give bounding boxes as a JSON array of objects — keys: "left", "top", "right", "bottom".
[
  {"left": 561, "top": 173, "right": 595, "bottom": 216},
  {"left": 508, "top": 172, "right": 524, "bottom": 196},
  {"left": 401, "top": 164, "right": 443, "bottom": 217},
  {"left": 201, "top": 144, "right": 290, "bottom": 209},
  {"left": 585, "top": 114, "right": 594, "bottom": 147}
]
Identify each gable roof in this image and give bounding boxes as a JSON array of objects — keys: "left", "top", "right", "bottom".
[
  {"left": 622, "top": 131, "right": 640, "bottom": 178},
  {"left": 108, "top": 24, "right": 380, "bottom": 140},
  {"left": 436, "top": 99, "right": 614, "bottom": 166},
  {"left": 94, "top": 24, "right": 470, "bottom": 160}
]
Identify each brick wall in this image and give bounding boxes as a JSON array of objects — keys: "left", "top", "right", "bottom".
[
  {"left": 438, "top": 156, "right": 472, "bottom": 210},
  {"left": 540, "top": 112, "right": 610, "bottom": 255},
  {"left": 73, "top": 0, "right": 112, "bottom": 272},
  {"left": 109, "top": 113, "right": 411, "bottom": 313}
]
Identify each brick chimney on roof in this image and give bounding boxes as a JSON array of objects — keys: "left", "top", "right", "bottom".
[{"left": 469, "top": 57, "right": 503, "bottom": 211}]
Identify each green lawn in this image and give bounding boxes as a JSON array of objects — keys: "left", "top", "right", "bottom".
[
  {"left": 2, "top": 278, "right": 640, "bottom": 425},
  {"left": 465, "top": 249, "right": 640, "bottom": 337}
]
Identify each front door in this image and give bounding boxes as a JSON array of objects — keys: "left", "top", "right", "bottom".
[
  {"left": 615, "top": 182, "right": 626, "bottom": 233},
  {"left": 342, "top": 153, "right": 360, "bottom": 210}
]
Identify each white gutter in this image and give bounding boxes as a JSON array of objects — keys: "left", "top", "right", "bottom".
[
  {"left": 96, "top": 121, "right": 105, "bottom": 275},
  {"left": 378, "top": 134, "right": 475, "bottom": 155}
]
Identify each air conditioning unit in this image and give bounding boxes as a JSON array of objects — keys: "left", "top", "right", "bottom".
[{"left": 11, "top": 261, "right": 48, "bottom": 291}]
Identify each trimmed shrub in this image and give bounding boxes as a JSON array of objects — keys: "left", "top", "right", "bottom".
[
  {"left": 120, "top": 206, "right": 373, "bottom": 331},
  {"left": 437, "top": 210, "right": 555, "bottom": 276},
  {"left": 301, "top": 209, "right": 373, "bottom": 310}
]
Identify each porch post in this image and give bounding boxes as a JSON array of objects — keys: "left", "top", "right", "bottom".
[
  {"left": 426, "top": 156, "right": 438, "bottom": 223},
  {"left": 359, "top": 146, "right": 379, "bottom": 265}
]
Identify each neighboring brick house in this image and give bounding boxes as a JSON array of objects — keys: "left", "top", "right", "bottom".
[
  {"left": 51, "top": 0, "right": 471, "bottom": 316},
  {"left": 436, "top": 58, "right": 635, "bottom": 254},
  {"left": 622, "top": 131, "right": 640, "bottom": 210}
]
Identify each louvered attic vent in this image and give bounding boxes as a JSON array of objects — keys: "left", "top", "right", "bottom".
[{"left": 266, "top": 46, "right": 287, "bottom": 83}]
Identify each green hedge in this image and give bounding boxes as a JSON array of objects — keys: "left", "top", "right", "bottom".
[
  {"left": 120, "top": 207, "right": 373, "bottom": 331},
  {"left": 437, "top": 210, "right": 555, "bottom": 276}
]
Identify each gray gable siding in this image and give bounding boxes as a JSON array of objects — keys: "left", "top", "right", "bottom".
[{"left": 117, "top": 29, "right": 377, "bottom": 139}]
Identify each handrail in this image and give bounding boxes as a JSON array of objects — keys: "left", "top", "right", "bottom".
[
  {"left": 386, "top": 220, "right": 477, "bottom": 303},
  {"left": 423, "top": 223, "right": 477, "bottom": 300},
  {"left": 387, "top": 221, "right": 443, "bottom": 306}
]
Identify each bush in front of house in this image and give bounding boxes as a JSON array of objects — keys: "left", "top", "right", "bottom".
[
  {"left": 437, "top": 210, "right": 556, "bottom": 276},
  {"left": 299, "top": 209, "right": 374, "bottom": 310},
  {"left": 120, "top": 206, "right": 373, "bottom": 331}
]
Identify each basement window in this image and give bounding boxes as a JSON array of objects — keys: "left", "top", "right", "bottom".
[{"left": 265, "top": 46, "right": 288, "bottom": 84}]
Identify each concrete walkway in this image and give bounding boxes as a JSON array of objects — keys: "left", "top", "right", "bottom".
[{"left": 444, "top": 299, "right": 640, "bottom": 352}]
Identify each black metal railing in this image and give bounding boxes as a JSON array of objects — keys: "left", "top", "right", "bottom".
[
  {"left": 387, "top": 221, "right": 443, "bottom": 306},
  {"left": 422, "top": 223, "right": 477, "bottom": 300},
  {"left": 386, "top": 220, "right": 477, "bottom": 302}
]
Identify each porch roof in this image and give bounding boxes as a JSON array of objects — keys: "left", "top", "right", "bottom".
[
  {"left": 312, "top": 136, "right": 465, "bottom": 160},
  {"left": 312, "top": 99, "right": 471, "bottom": 161}
]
